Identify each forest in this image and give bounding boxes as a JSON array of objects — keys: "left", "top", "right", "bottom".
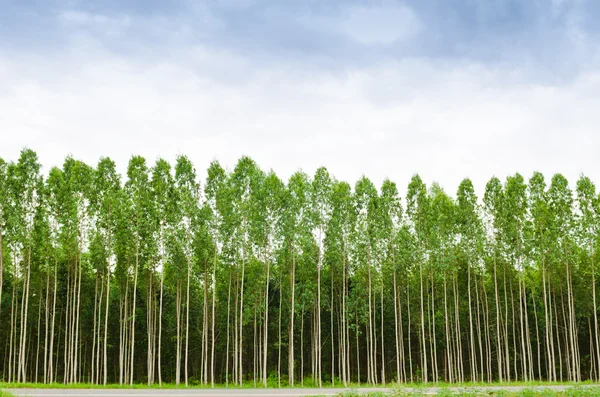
[{"left": 0, "top": 148, "right": 599, "bottom": 387}]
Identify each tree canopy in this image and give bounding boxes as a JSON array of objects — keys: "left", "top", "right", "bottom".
[{"left": 0, "top": 149, "right": 599, "bottom": 386}]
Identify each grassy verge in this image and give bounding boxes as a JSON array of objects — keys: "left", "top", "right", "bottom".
[
  {"left": 1, "top": 380, "right": 598, "bottom": 389},
  {"left": 327, "top": 385, "right": 600, "bottom": 397}
]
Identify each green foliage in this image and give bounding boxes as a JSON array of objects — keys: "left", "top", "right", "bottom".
[{"left": 1, "top": 149, "right": 600, "bottom": 388}]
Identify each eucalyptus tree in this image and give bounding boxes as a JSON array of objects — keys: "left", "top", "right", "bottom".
[
  {"left": 90, "top": 157, "right": 121, "bottom": 385},
  {"left": 283, "top": 171, "right": 313, "bottom": 386},
  {"left": 527, "top": 172, "right": 555, "bottom": 381},
  {"left": 44, "top": 166, "right": 66, "bottom": 384},
  {"left": 46, "top": 157, "right": 93, "bottom": 384},
  {"left": 406, "top": 175, "right": 429, "bottom": 383},
  {"left": 173, "top": 155, "right": 201, "bottom": 386},
  {"left": 0, "top": 158, "right": 7, "bottom": 315},
  {"left": 205, "top": 160, "right": 227, "bottom": 387},
  {"left": 227, "top": 157, "right": 262, "bottom": 385},
  {"left": 378, "top": 179, "right": 402, "bottom": 384},
  {"left": 250, "top": 171, "right": 285, "bottom": 386},
  {"left": 4, "top": 150, "right": 600, "bottom": 384},
  {"left": 396, "top": 223, "right": 418, "bottom": 382},
  {"left": 324, "top": 180, "right": 353, "bottom": 385},
  {"left": 483, "top": 177, "right": 506, "bottom": 381},
  {"left": 576, "top": 176, "right": 599, "bottom": 379},
  {"left": 311, "top": 167, "right": 333, "bottom": 387},
  {"left": 6, "top": 150, "right": 43, "bottom": 383},
  {"left": 548, "top": 174, "right": 579, "bottom": 381},
  {"left": 428, "top": 184, "right": 456, "bottom": 382},
  {"left": 123, "top": 156, "right": 153, "bottom": 385},
  {"left": 501, "top": 174, "right": 531, "bottom": 381},
  {"left": 149, "top": 159, "right": 175, "bottom": 385},
  {"left": 456, "top": 178, "right": 484, "bottom": 381},
  {"left": 65, "top": 157, "right": 94, "bottom": 383},
  {"left": 351, "top": 176, "right": 379, "bottom": 384},
  {"left": 30, "top": 180, "right": 53, "bottom": 384}
]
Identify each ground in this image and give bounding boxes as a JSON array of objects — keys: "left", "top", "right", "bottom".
[{"left": 3, "top": 384, "right": 600, "bottom": 397}]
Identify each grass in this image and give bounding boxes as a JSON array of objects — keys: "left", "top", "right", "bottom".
[
  {"left": 2, "top": 381, "right": 600, "bottom": 397},
  {"left": 1, "top": 380, "right": 598, "bottom": 389},
  {"left": 324, "top": 385, "right": 600, "bottom": 397}
]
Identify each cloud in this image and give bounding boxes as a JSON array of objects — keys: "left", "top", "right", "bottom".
[
  {"left": 1, "top": 1, "right": 600, "bottom": 197},
  {"left": 339, "top": 3, "right": 421, "bottom": 45},
  {"left": 1, "top": 39, "right": 599, "bottom": 197}
]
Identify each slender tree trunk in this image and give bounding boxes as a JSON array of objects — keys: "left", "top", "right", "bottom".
[
  {"left": 467, "top": 261, "right": 476, "bottom": 381},
  {"left": 9, "top": 264, "right": 16, "bottom": 383},
  {"left": 301, "top": 308, "right": 304, "bottom": 385},
  {"left": 444, "top": 276, "right": 452, "bottom": 382},
  {"left": 593, "top": 244, "right": 600, "bottom": 382},
  {"left": 176, "top": 279, "right": 181, "bottom": 385},
  {"left": 263, "top": 249, "right": 270, "bottom": 387},
  {"left": 331, "top": 262, "right": 335, "bottom": 387},
  {"left": 35, "top": 289, "right": 41, "bottom": 382},
  {"left": 380, "top": 280, "right": 385, "bottom": 385},
  {"left": 211, "top": 248, "right": 217, "bottom": 388},
  {"left": 226, "top": 272, "right": 232, "bottom": 387},
  {"left": 130, "top": 240, "right": 139, "bottom": 385},
  {"left": 19, "top": 248, "right": 32, "bottom": 383},
  {"left": 185, "top": 256, "right": 191, "bottom": 386},
  {"left": 103, "top": 226, "right": 112, "bottom": 386},
  {"left": 239, "top": 236, "right": 246, "bottom": 387},
  {"left": 0, "top": 227, "right": 3, "bottom": 319},
  {"left": 289, "top": 245, "right": 295, "bottom": 386},
  {"left": 92, "top": 273, "right": 99, "bottom": 384},
  {"left": 49, "top": 258, "right": 57, "bottom": 384},
  {"left": 278, "top": 272, "right": 282, "bottom": 388},
  {"left": 43, "top": 266, "right": 50, "bottom": 384},
  {"left": 96, "top": 270, "right": 104, "bottom": 385},
  {"left": 494, "top": 253, "right": 503, "bottom": 382},
  {"left": 157, "top": 242, "right": 165, "bottom": 386},
  {"left": 419, "top": 256, "right": 427, "bottom": 383}
]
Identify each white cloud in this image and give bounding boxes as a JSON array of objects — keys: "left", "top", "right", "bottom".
[
  {"left": 339, "top": 3, "right": 421, "bottom": 45},
  {"left": 1, "top": 44, "right": 599, "bottom": 197},
  {"left": 59, "top": 11, "right": 132, "bottom": 27}
]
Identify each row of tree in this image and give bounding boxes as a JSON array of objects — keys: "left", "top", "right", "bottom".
[{"left": 0, "top": 149, "right": 599, "bottom": 386}]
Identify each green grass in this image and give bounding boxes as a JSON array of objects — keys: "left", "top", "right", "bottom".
[
  {"left": 324, "top": 385, "right": 600, "bottom": 397},
  {"left": 2, "top": 380, "right": 600, "bottom": 397},
  {"left": 1, "top": 380, "right": 597, "bottom": 389}
]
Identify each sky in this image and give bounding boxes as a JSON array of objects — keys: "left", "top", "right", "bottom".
[{"left": 1, "top": 0, "right": 600, "bottom": 196}]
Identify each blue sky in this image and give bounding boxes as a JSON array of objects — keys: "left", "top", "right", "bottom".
[{"left": 1, "top": 0, "right": 600, "bottom": 193}]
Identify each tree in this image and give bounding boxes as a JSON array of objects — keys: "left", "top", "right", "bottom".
[
  {"left": 311, "top": 168, "right": 332, "bottom": 387},
  {"left": 406, "top": 175, "right": 430, "bottom": 383},
  {"left": 150, "top": 159, "right": 175, "bottom": 385},
  {"left": 124, "top": 156, "right": 153, "bottom": 385},
  {"left": 283, "top": 171, "right": 312, "bottom": 386},
  {"left": 174, "top": 155, "right": 200, "bottom": 386},
  {"left": 90, "top": 157, "right": 121, "bottom": 385},
  {"left": 576, "top": 176, "right": 599, "bottom": 380},
  {"left": 1, "top": 150, "right": 600, "bottom": 385},
  {"left": 0, "top": 158, "right": 7, "bottom": 317}
]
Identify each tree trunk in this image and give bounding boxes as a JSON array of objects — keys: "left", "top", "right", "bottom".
[
  {"left": 103, "top": 224, "right": 112, "bottom": 386},
  {"left": 289, "top": 244, "right": 295, "bottom": 386},
  {"left": 278, "top": 272, "right": 282, "bottom": 388},
  {"left": 226, "top": 272, "right": 232, "bottom": 387},
  {"left": 130, "top": 240, "right": 139, "bottom": 385},
  {"left": 263, "top": 249, "right": 270, "bottom": 387},
  {"left": 467, "top": 261, "right": 476, "bottom": 381},
  {"left": 185, "top": 256, "right": 191, "bottom": 386},
  {"left": 239, "top": 238, "right": 246, "bottom": 387},
  {"left": 211, "top": 247, "right": 217, "bottom": 388}
]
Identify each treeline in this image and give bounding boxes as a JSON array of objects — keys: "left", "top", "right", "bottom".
[{"left": 0, "top": 149, "right": 599, "bottom": 386}]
